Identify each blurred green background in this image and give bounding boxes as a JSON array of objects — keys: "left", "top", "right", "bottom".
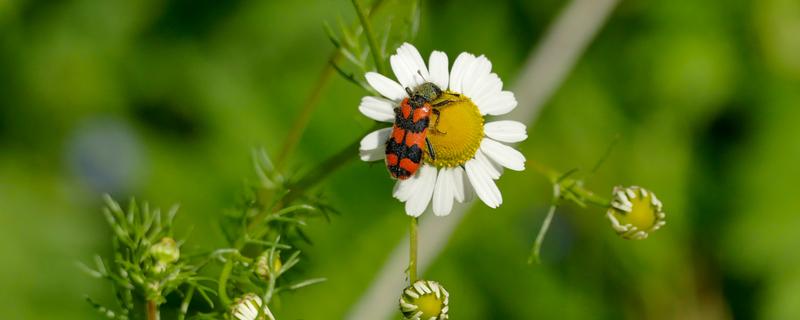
[{"left": 2, "top": 0, "right": 799, "bottom": 319}]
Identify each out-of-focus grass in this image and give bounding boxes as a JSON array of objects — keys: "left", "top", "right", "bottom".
[{"left": 0, "top": 0, "right": 798, "bottom": 319}]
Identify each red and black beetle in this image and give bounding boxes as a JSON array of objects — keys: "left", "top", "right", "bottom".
[{"left": 385, "top": 82, "right": 453, "bottom": 180}]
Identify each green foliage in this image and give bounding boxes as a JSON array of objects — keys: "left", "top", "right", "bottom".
[
  {"left": 83, "top": 149, "right": 331, "bottom": 319},
  {"left": 2, "top": 0, "right": 800, "bottom": 319},
  {"left": 80, "top": 196, "right": 212, "bottom": 319},
  {"left": 326, "top": 0, "right": 422, "bottom": 90}
]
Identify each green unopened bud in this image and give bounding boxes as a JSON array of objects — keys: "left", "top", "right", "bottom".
[
  {"left": 399, "top": 280, "right": 449, "bottom": 320},
  {"left": 230, "top": 293, "right": 275, "bottom": 320},
  {"left": 606, "top": 186, "right": 666, "bottom": 240},
  {"left": 255, "top": 252, "right": 282, "bottom": 279},
  {"left": 150, "top": 237, "right": 180, "bottom": 264}
]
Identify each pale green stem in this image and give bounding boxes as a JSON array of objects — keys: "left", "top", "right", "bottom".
[
  {"left": 352, "top": 0, "right": 386, "bottom": 75},
  {"left": 218, "top": 259, "right": 234, "bottom": 307},
  {"left": 529, "top": 185, "right": 560, "bottom": 264},
  {"left": 528, "top": 159, "right": 611, "bottom": 207},
  {"left": 263, "top": 273, "right": 277, "bottom": 306},
  {"left": 275, "top": 52, "right": 339, "bottom": 171},
  {"left": 275, "top": 0, "right": 385, "bottom": 171},
  {"left": 409, "top": 217, "right": 418, "bottom": 283},
  {"left": 528, "top": 159, "right": 613, "bottom": 264},
  {"left": 178, "top": 286, "right": 195, "bottom": 320}
]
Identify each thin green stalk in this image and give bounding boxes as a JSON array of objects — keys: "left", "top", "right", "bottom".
[
  {"left": 247, "top": 131, "right": 368, "bottom": 234},
  {"left": 352, "top": 0, "right": 387, "bottom": 75},
  {"left": 275, "top": 52, "right": 340, "bottom": 171},
  {"left": 263, "top": 273, "right": 277, "bottom": 306},
  {"left": 528, "top": 158, "right": 611, "bottom": 207},
  {"left": 292, "top": 125, "right": 378, "bottom": 191},
  {"left": 409, "top": 217, "right": 418, "bottom": 283},
  {"left": 218, "top": 259, "right": 234, "bottom": 307},
  {"left": 529, "top": 185, "right": 560, "bottom": 265},
  {"left": 563, "top": 182, "right": 611, "bottom": 207},
  {"left": 275, "top": 0, "right": 386, "bottom": 171},
  {"left": 178, "top": 286, "right": 195, "bottom": 320}
]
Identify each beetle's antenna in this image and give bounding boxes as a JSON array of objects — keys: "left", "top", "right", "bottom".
[{"left": 416, "top": 69, "right": 428, "bottom": 82}]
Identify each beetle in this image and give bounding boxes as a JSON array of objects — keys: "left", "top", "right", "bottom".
[{"left": 385, "top": 82, "right": 454, "bottom": 180}]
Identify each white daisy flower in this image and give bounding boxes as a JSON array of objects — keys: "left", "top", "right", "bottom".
[
  {"left": 358, "top": 43, "right": 526, "bottom": 217},
  {"left": 230, "top": 293, "right": 276, "bottom": 320}
]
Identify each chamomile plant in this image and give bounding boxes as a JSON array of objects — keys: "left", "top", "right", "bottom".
[{"left": 81, "top": 1, "right": 667, "bottom": 320}]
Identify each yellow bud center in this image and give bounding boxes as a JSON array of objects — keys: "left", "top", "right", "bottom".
[
  {"left": 627, "top": 194, "right": 657, "bottom": 230},
  {"left": 424, "top": 91, "right": 484, "bottom": 167},
  {"left": 610, "top": 189, "right": 660, "bottom": 231},
  {"left": 415, "top": 294, "right": 444, "bottom": 318}
]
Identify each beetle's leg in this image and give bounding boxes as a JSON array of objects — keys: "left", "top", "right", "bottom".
[
  {"left": 432, "top": 100, "right": 454, "bottom": 108},
  {"left": 430, "top": 109, "right": 448, "bottom": 135},
  {"left": 426, "top": 137, "right": 436, "bottom": 160}
]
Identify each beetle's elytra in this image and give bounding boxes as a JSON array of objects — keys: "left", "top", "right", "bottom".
[{"left": 385, "top": 82, "right": 452, "bottom": 180}]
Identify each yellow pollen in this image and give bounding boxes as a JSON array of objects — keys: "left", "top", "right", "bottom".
[{"left": 424, "top": 91, "right": 484, "bottom": 168}]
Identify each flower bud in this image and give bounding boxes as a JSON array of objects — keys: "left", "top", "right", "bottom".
[
  {"left": 255, "top": 252, "right": 282, "bottom": 279},
  {"left": 399, "top": 280, "right": 449, "bottom": 320},
  {"left": 231, "top": 293, "right": 275, "bottom": 320},
  {"left": 150, "top": 237, "right": 180, "bottom": 264},
  {"left": 606, "top": 186, "right": 666, "bottom": 240}
]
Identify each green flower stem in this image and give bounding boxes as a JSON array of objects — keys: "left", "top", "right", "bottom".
[
  {"left": 275, "top": 0, "right": 386, "bottom": 171},
  {"left": 409, "top": 217, "right": 418, "bottom": 283},
  {"left": 275, "top": 53, "right": 340, "bottom": 171},
  {"left": 528, "top": 159, "right": 611, "bottom": 207},
  {"left": 218, "top": 259, "right": 235, "bottom": 307},
  {"left": 263, "top": 271, "right": 278, "bottom": 306},
  {"left": 529, "top": 185, "right": 560, "bottom": 265},
  {"left": 146, "top": 300, "right": 159, "bottom": 320},
  {"left": 351, "top": 0, "right": 387, "bottom": 75},
  {"left": 283, "top": 123, "right": 383, "bottom": 204},
  {"left": 178, "top": 286, "right": 195, "bottom": 320},
  {"left": 563, "top": 181, "right": 611, "bottom": 207},
  {"left": 527, "top": 159, "right": 612, "bottom": 264}
]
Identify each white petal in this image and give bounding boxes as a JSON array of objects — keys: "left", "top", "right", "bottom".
[
  {"left": 462, "top": 55, "right": 492, "bottom": 98},
  {"left": 428, "top": 51, "right": 449, "bottom": 90},
  {"left": 448, "top": 52, "right": 476, "bottom": 92},
  {"left": 476, "top": 90, "right": 517, "bottom": 116},
  {"left": 484, "top": 120, "right": 528, "bottom": 143},
  {"left": 475, "top": 149, "right": 502, "bottom": 179},
  {"left": 393, "top": 173, "right": 420, "bottom": 202},
  {"left": 366, "top": 72, "right": 407, "bottom": 101},
  {"left": 405, "top": 165, "right": 437, "bottom": 217},
  {"left": 358, "top": 96, "right": 395, "bottom": 122},
  {"left": 390, "top": 54, "right": 417, "bottom": 89},
  {"left": 470, "top": 73, "right": 502, "bottom": 105},
  {"left": 451, "top": 166, "right": 466, "bottom": 202},
  {"left": 480, "top": 138, "right": 525, "bottom": 171},
  {"left": 359, "top": 127, "right": 392, "bottom": 161},
  {"left": 432, "top": 168, "right": 456, "bottom": 216},
  {"left": 465, "top": 159, "right": 502, "bottom": 208},
  {"left": 399, "top": 43, "right": 429, "bottom": 85}
]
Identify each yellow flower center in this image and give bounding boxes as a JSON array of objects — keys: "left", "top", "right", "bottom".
[
  {"left": 424, "top": 91, "right": 484, "bottom": 167},
  {"left": 627, "top": 195, "right": 657, "bottom": 230},
  {"left": 612, "top": 191, "right": 658, "bottom": 230},
  {"left": 415, "top": 294, "right": 444, "bottom": 318}
]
